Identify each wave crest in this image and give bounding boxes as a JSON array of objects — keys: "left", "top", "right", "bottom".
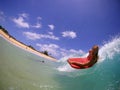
[{"left": 57, "top": 36, "right": 120, "bottom": 72}]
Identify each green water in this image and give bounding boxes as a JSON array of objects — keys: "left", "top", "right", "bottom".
[
  {"left": 0, "top": 37, "right": 60, "bottom": 90},
  {"left": 0, "top": 36, "right": 120, "bottom": 90}
]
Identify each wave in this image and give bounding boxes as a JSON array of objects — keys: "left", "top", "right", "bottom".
[
  {"left": 57, "top": 36, "right": 120, "bottom": 72},
  {"left": 99, "top": 36, "right": 120, "bottom": 62}
]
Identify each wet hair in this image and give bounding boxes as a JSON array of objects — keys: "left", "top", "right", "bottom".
[{"left": 92, "top": 45, "right": 99, "bottom": 62}]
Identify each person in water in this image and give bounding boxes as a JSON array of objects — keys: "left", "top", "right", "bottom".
[{"left": 67, "top": 45, "right": 99, "bottom": 69}]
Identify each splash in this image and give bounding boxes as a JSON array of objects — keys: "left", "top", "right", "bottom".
[
  {"left": 57, "top": 55, "right": 76, "bottom": 72},
  {"left": 99, "top": 36, "right": 120, "bottom": 62},
  {"left": 57, "top": 53, "right": 88, "bottom": 72},
  {"left": 57, "top": 36, "right": 120, "bottom": 72}
]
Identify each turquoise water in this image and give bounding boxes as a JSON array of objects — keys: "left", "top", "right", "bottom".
[{"left": 0, "top": 36, "right": 120, "bottom": 90}]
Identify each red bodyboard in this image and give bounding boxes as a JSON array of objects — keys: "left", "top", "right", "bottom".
[{"left": 68, "top": 57, "right": 90, "bottom": 69}]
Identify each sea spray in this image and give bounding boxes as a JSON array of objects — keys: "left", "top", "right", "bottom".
[
  {"left": 57, "top": 36, "right": 120, "bottom": 73},
  {"left": 99, "top": 36, "right": 120, "bottom": 62},
  {"left": 54, "top": 36, "right": 120, "bottom": 90}
]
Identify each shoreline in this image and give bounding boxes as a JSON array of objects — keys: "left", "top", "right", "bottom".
[{"left": 0, "top": 29, "right": 57, "bottom": 61}]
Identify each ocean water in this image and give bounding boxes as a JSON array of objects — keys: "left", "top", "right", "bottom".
[{"left": 0, "top": 36, "right": 120, "bottom": 90}]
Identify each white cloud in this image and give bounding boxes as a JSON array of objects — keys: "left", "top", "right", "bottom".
[
  {"left": 23, "top": 31, "right": 59, "bottom": 40},
  {"left": 19, "top": 13, "right": 28, "bottom": 18},
  {"left": 48, "top": 32, "right": 53, "bottom": 35},
  {"left": 36, "top": 43, "right": 85, "bottom": 59},
  {"left": 12, "top": 14, "right": 43, "bottom": 29},
  {"left": 59, "top": 48, "right": 85, "bottom": 59},
  {"left": 0, "top": 11, "right": 5, "bottom": 21},
  {"left": 69, "top": 49, "right": 84, "bottom": 55},
  {"left": 48, "top": 24, "right": 55, "bottom": 30},
  {"left": 31, "top": 16, "right": 42, "bottom": 29},
  {"left": 60, "top": 48, "right": 84, "bottom": 57},
  {"left": 39, "top": 32, "right": 59, "bottom": 40},
  {"left": 12, "top": 16, "right": 29, "bottom": 28},
  {"left": 62, "top": 31, "right": 77, "bottom": 39},
  {"left": 46, "top": 32, "right": 59, "bottom": 40},
  {"left": 32, "top": 22, "right": 42, "bottom": 29},
  {"left": 36, "top": 43, "right": 60, "bottom": 56},
  {"left": 37, "top": 16, "right": 42, "bottom": 20},
  {"left": 23, "top": 32, "right": 40, "bottom": 40}
]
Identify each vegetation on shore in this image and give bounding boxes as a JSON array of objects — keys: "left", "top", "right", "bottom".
[{"left": 0, "top": 25, "right": 55, "bottom": 59}]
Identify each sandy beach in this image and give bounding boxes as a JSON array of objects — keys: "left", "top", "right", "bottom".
[{"left": 0, "top": 29, "right": 57, "bottom": 61}]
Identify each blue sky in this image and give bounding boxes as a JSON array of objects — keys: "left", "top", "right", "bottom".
[{"left": 0, "top": 0, "right": 120, "bottom": 59}]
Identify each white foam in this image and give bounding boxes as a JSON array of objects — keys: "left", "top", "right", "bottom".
[
  {"left": 57, "top": 63, "right": 75, "bottom": 72},
  {"left": 99, "top": 36, "right": 120, "bottom": 62},
  {"left": 57, "top": 36, "right": 120, "bottom": 72}
]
